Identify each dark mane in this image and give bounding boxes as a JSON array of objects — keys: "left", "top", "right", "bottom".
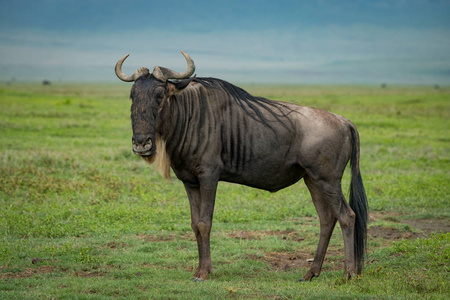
[{"left": 194, "top": 77, "right": 295, "bottom": 132}]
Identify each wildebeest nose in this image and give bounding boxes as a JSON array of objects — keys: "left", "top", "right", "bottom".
[{"left": 132, "top": 134, "right": 153, "bottom": 155}]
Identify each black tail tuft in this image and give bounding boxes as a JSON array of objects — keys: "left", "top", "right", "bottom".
[{"left": 349, "top": 126, "right": 368, "bottom": 274}]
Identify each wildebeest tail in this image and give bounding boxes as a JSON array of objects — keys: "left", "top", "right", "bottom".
[{"left": 349, "top": 125, "right": 368, "bottom": 275}]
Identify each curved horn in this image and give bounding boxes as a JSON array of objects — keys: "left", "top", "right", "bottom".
[
  {"left": 115, "top": 54, "right": 149, "bottom": 82},
  {"left": 153, "top": 51, "right": 195, "bottom": 81}
]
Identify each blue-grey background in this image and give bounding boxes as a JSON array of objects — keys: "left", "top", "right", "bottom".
[{"left": 1, "top": 0, "right": 449, "bottom": 84}]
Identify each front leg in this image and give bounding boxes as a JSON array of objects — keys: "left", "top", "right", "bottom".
[{"left": 184, "top": 180, "right": 218, "bottom": 281}]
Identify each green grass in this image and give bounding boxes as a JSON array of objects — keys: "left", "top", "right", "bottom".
[{"left": 0, "top": 83, "right": 449, "bottom": 299}]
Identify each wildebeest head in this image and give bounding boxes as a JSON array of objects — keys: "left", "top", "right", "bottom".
[{"left": 115, "top": 51, "right": 195, "bottom": 161}]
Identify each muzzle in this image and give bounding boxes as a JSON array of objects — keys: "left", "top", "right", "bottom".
[{"left": 132, "top": 134, "right": 153, "bottom": 156}]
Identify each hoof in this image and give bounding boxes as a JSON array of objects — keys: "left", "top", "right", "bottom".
[
  {"left": 191, "top": 277, "right": 204, "bottom": 282},
  {"left": 192, "top": 267, "right": 211, "bottom": 281},
  {"left": 298, "top": 278, "right": 305, "bottom": 282},
  {"left": 300, "top": 270, "right": 317, "bottom": 282}
]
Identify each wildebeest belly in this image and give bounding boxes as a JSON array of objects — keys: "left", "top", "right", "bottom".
[{"left": 219, "top": 162, "right": 306, "bottom": 192}]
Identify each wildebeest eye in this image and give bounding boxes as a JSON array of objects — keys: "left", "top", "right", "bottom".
[{"left": 154, "top": 87, "right": 166, "bottom": 100}]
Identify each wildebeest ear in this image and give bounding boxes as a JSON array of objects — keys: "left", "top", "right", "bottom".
[{"left": 169, "top": 75, "right": 196, "bottom": 91}]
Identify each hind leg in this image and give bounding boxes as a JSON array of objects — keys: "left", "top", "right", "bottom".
[
  {"left": 334, "top": 195, "right": 356, "bottom": 279},
  {"left": 301, "top": 175, "right": 337, "bottom": 281},
  {"left": 302, "top": 176, "right": 356, "bottom": 281}
]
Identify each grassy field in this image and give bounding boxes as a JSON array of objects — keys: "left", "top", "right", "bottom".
[{"left": 0, "top": 83, "right": 449, "bottom": 299}]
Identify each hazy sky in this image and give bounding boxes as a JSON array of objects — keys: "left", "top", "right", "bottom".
[{"left": 1, "top": 0, "right": 449, "bottom": 84}]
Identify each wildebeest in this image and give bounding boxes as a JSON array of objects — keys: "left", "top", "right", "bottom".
[
  {"left": 115, "top": 51, "right": 368, "bottom": 281},
  {"left": 42, "top": 80, "right": 51, "bottom": 86}
]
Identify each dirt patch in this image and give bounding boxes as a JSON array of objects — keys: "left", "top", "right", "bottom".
[
  {"left": 368, "top": 213, "right": 449, "bottom": 240},
  {"left": 139, "top": 234, "right": 176, "bottom": 242},
  {"left": 0, "top": 265, "right": 55, "bottom": 279},
  {"left": 73, "top": 270, "right": 107, "bottom": 278},
  {"left": 228, "top": 229, "right": 305, "bottom": 242},
  {"left": 249, "top": 249, "right": 343, "bottom": 272},
  {"left": 138, "top": 233, "right": 194, "bottom": 242},
  {"left": 105, "top": 241, "right": 128, "bottom": 249},
  {"left": 403, "top": 218, "right": 450, "bottom": 235},
  {"left": 249, "top": 252, "right": 311, "bottom": 271},
  {"left": 368, "top": 226, "right": 416, "bottom": 240}
]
